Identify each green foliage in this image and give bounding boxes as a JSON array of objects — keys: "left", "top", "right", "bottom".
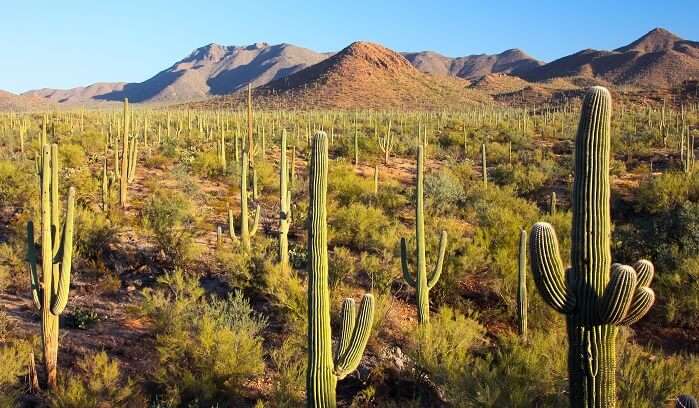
[
  {"left": 66, "top": 307, "right": 100, "bottom": 330},
  {"left": 140, "top": 270, "right": 266, "bottom": 406},
  {"left": 50, "top": 352, "right": 144, "bottom": 408},
  {"left": 74, "top": 207, "right": 119, "bottom": 262},
  {"left": 0, "top": 338, "right": 32, "bottom": 406},
  {"left": 424, "top": 168, "right": 465, "bottom": 215},
  {"left": 0, "top": 159, "right": 35, "bottom": 207},
  {"left": 618, "top": 333, "right": 699, "bottom": 407},
  {"left": 141, "top": 189, "right": 199, "bottom": 266},
  {"left": 329, "top": 246, "right": 356, "bottom": 288},
  {"left": 329, "top": 202, "right": 397, "bottom": 252}
]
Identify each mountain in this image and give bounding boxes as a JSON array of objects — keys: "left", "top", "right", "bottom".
[
  {"left": 189, "top": 41, "right": 489, "bottom": 110},
  {"left": 23, "top": 42, "right": 329, "bottom": 105},
  {"left": 0, "top": 89, "right": 46, "bottom": 111},
  {"left": 520, "top": 28, "right": 699, "bottom": 88},
  {"left": 403, "top": 48, "right": 543, "bottom": 79}
]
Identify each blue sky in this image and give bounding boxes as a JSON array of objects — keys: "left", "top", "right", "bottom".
[{"left": 2, "top": 1, "right": 698, "bottom": 93}]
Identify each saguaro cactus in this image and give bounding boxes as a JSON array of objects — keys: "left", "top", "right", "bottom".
[
  {"left": 279, "top": 129, "right": 292, "bottom": 271},
  {"left": 677, "top": 395, "right": 698, "bottom": 408},
  {"left": 400, "top": 144, "right": 447, "bottom": 325},
  {"left": 529, "top": 87, "right": 655, "bottom": 408},
  {"left": 517, "top": 229, "right": 527, "bottom": 338},
  {"left": 307, "top": 131, "right": 375, "bottom": 408},
  {"left": 481, "top": 143, "right": 487, "bottom": 187},
  {"left": 217, "top": 128, "right": 227, "bottom": 171},
  {"left": 378, "top": 121, "right": 393, "bottom": 165},
  {"left": 233, "top": 151, "right": 261, "bottom": 250},
  {"left": 27, "top": 144, "right": 76, "bottom": 389},
  {"left": 120, "top": 98, "right": 129, "bottom": 207}
]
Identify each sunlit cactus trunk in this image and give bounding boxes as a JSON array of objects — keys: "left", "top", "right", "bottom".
[
  {"left": 401, "top": 145, "right": 447, "bottom": 325},
  {"left": 530, "top": 87, "right": 655, "bottom": 408},
  {"left": 279, "top": 129, "right": 291, "bottom": 271},
  {"left": 27, "top": 144, "right": 76, "bottom": 389},
  {"left": 517, "top": 229, "right": 527, "bottom": 338},
  {"left": 307, "top": 131, "right": 374, "bottom": 408},
  {"left": 120, "top": 98, "right": 129, "bottom": 207}
]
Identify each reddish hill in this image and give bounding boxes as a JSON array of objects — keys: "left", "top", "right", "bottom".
[
  {"left": 404, "top": 48, "right": 542, "bottom": 79},
  {"left": 521, "top": 28, "right": 699, "bottom": 88},
  {"left": 191, "top": 41, "right": 489, "bottom": 110},
  {"left": 0, "top": 90, "right": 46, "bottom": 111}
]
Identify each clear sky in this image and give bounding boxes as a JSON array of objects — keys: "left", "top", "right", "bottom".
[{"left": 2, "top": 1, "right": 698, "bottom": 93}]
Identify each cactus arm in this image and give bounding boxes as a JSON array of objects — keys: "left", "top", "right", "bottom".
[
  {"left": 530, "top": 222, "right": 576, "bottom": 314},
  {"left": 250, "top": 204, "right": 261, "bottom": 236},
  {"left": 26, "top": 221, "right": 42, "bottom": 310},
  {"left": 597, "top": 264, "right": 637, "bottom": 325},
  {"left": 633, "top": 259, "right": 654, "bottom": 287},
  {"left": 333, "top": 294, "right": 375, "bottom": 379},
  {"left": 50, "top": 187, "right": 75, "bottom": 315},
  {"left": 427, "top": 230, "right": 447, "bottom": 290},
  {"left": 618, "top": 287, "right": 655, "bottom": 326},
  {"left": 400, "top": 238, "right": 416, "bottom": 287},
  {"left": 335, "top": 298, "right": 356, "bottom": 366}
]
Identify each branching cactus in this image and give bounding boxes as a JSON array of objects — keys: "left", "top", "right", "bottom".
[
  {"left": 236, "top": 151, "right": 260, "bottom": 250},
  {"left": 27, "top": 144, "right": 76, "bottom": 389},
  {"left": 401, "top": 144, "right": 447, "bottom": 325},
  {"left": 517, "top": 229, "right": 527, "bottom": 338},
  {"left": 307, "top": 131, "right": 375, "bottom": 408},
  {"left": 378, "top": 121, "right": 393, "bottom": 165},
  {"left": 529, "top": 87, "right": 655, "bottom": 408},
  {"left": 279, "top": 129, "right": 292, "bottom": 271}
]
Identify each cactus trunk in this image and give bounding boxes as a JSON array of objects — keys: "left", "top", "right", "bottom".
[
  {"left": 280, "top": 129, "right": 291, "bottom": 271},
  {"left": 517, "top": 229, "right": 527, "bottom": 338}
]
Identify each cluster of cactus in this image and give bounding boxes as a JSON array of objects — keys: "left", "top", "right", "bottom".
[
  {"left": 279, "top": 129, "right": 292, "bottom": 271},
  {"left": 378, "top": 121, "right": 393, "bottom": 165},
  {"left": 306, "top": 131, "right": 375, "bottom": 408},
  {"left": 27, "top": 143, "right": 76, "bottom": 389},
  {"left": 529, "top": 87, "right": 655, "bottom": 408},
  {"left": 401, "top": 144, "right": 447, "bottom": 325}
]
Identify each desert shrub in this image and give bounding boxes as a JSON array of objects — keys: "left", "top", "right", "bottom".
[
  {"left": 0, "top": 242, "right": 24, "bottom": 291},
  {"left": 263, "top": 260, "right": 307, "bottom": 322},
  {"left": 141, "top": 271, "right": 266, "bottom": 406},
  {"left": 491, "top": 162, "right": 551, "bottom": 195},
  {"left": 0, "top": 159, "right": 35, "bottom": 207},
  {"left": 0, "top": 338, "right": 33, "bottom": 407},
  {"left": 74, "top": 207, "right": 119, "bottom": 262},
  {"left": 191, "top": 150, "right": 220, "bottom": 177},
  {"left": 65, "top": 307, "right": 100, "bottom": 330},
  {"left": 635, "top": 171, "right": 699, "bottom": 214},
  {"left": 59, "top": 143, "right": 87, "bottom": 169},
  {"left": 360, "top": 250, "right": 399, "bottom": 294},
  {"left": 269, "top": 327, "right": 306, "bottom": 408},
  {"left": 141, "top": 189, "right": 198, "bottom": 266},
  {"left": 424, "top": 168, "right": 465, "bottom": 215},
  {"left": 656, "top": 256, "right": 699, "bottom": 328},
  {"left": 50, "top": 351, "right": 144, "bottom": 408},
  {"left": 329, "top": 246, "right": 356, "bottom": 288},
  {"left": 328, "top": 163, "right": 374, "bottom": 205},
  {"left": 216, "top": 248, "right": 252, "bottom": 289},
  {"left": 618, "top": 333, "right": 699, "bottom": 407},
  {"left": 329, "top": 203, "right": 396, "bottom": 252}
]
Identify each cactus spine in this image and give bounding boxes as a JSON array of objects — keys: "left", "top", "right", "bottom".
[
  {"left": 279, "top": 129, "right": 292, "bottom": 271},
  {"left": 677, "top": 395, "right": 698, "bottom": 408},
  {"left": 27, "top": 144, "right": 76, "bottom": 389},
  {"left": 307, "top": 131, "right": 375, "bottom": 408},
  {"left": 517, "top": 229, "right": 527, "bottom": 338},
  {"left": 400, "top": 144, "right": 447, "bottom": 325},
  {"left": 529, "top": 87, "right": 655, "bottom": 408}
]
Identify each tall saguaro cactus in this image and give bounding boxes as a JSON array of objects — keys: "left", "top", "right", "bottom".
[
  {"left": 236, "top": 151, "right": 260, "bottom": 250},
  {"left": 27, "top": 144, "right": 76, "bottom": 389},
  {"left": 120, "top": 98, "right": 129, "bottom": 207},
  {"left": 401, "top": 144, "right": 447, "bottom": 325},
  {"left": 307, "top": 131, "right": 375, "bottom": 408},
  {"left": 517, "top": 229, "right": 528, "bottom": 338},
  {"left": 279, "top": 129, "right": 292, "bottom": 271},
  {"left": 529, "top": 87, "right": 655, "bottom": 408}
]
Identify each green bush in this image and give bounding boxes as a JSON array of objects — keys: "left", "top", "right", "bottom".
[
  {"left": 50, "top": 352, "right": 144, "bottom": 408},
  {"left": 0, "top": 338, "right": 33, "bottom": 407},
  {"left": 75, "top": 207, "right": 119, "bottom": 262},
  {"left": 141, "top": 189, "right": 199, "bottom": 266},
  {"left": 0, "top": 160, "right": 35, "bottom": 208},
  {"left": 329, "top": 202, "right": 397, "bottom": 252},
  {"left": 141, "top": 271, "right": 266, "bottom": 406}
]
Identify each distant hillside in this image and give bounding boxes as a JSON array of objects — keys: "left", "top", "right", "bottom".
[
  {"left": 403, "top": 48, "right": 542, "bottom": 79},
  {"left": 520, "top": 28, "right": 699, "bottom": 88},
  {"left": 188, "top": 41, "right": 490, "bottom": 110},
  {"left": 23, "top": 43, "right": 329, "bottom": 105},
  {"left": 0, "top": 90, "right": 46, "bottom": 111}
]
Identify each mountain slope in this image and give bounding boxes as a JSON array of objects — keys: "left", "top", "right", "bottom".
[
  {"left": 403, "top": 48, "right": 542, "bottom": 79},
  {"left": 190, "top": 41, "right": 489, "bottom": 110},
  {"left": 520, "top": 28, "right": 699, "bottom": 88},
  {"left": 0, "top": 90, "right": 47, "bottom": 111},
  {"left": 23, "top": 43, "right": 329, "bottom": 104}
]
